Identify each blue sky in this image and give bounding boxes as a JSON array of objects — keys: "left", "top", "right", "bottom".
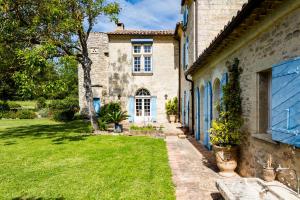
[{"left": 94, "top": 0, "right": 181, "bottom": 32}]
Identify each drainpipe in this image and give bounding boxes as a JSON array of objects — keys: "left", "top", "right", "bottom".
[{"left": 185, "top": 74, "right": 194, "bottom": 136}]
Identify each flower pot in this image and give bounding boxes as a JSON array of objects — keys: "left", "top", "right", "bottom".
[
  {"left": 114, "top": 123, "right": 123, "bottom": 133},
  {"left": 169, "top": 115, "right": 176, "bottom": 123},
  {"left": 262, "top": 167, "right": 275, "bottom": 182},
  {"left": 213, "top": 145, "right": 238, "bottom": 177}
]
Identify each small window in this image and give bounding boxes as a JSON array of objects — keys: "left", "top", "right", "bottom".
[
  {"left": 133, "top": 45, "right": 141, "bottom": 54},
  {"left": 134, "top": 56, "right": 141, "bottom": 72},
  {"left": 144, "top": 45, "right": 152, "bottom": 53},
  {"left": 258, "top": 70, "right": 272, "bottom": 134},
  {"left": 144, "top": 56, "right": 152, "bottom": 72}
]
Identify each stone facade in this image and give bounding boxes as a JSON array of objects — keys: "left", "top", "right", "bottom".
[
  {"left": 79, "top": 31, "right": 179, "bottom": 123},
  {"left": 190, "top": 2, "right": 300, "bottom": 191},
  {"left": 178, "top": 0, "right": 246, "bottom": 131}
]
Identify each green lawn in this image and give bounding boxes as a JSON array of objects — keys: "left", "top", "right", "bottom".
[{"left": 0, "top": 119, "right": 175, "bottom": 200}]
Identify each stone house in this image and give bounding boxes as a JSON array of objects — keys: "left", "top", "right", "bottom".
[
  {"left": 176, "top": 0, "right": 247, "bottom": 133},
  {"left": 78, "top": 24, "right": 179, "bottom": 123},
  {"left": 180, "top": 0, "right": 300, "bottom": 191}
]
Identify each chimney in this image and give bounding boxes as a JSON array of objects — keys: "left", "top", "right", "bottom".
[{"left": 116, "top": 22, "right": 125, "bottom": 31}]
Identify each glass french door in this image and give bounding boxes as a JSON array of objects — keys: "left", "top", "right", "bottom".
[{"left": 135, "top": 98, "right": 151, "bottom": 122}]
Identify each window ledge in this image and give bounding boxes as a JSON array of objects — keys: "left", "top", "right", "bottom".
[
  {"left": 252, "top": 133, "right": 278, "bottom": 145},
  {"left": 132, "top": 72, "right": 153, "bottom": 76}
]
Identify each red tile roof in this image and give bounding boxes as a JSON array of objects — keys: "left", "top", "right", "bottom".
[{"left": 107, "top": 30, "right": 174, "bottom": 36}]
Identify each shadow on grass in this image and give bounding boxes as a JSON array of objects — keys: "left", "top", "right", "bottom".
[
  {"left": 12, "top": 196, "right": 65, "bottom": 200},
  {"left": 0, "top": 120, "right": 91, "bottom": 145}
]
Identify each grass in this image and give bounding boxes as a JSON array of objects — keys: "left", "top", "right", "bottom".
[{"left": 0, "top": 119, "right": 175, "bottom": 200}]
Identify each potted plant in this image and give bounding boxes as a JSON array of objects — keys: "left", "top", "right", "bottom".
[
  {"left": 165, "top": 97, "right": 178, "bottom": 123},
  {"left": 209, "top": 58, "right": 243, "bottom": 177},
  {"left": 108, "top": 111, "right": 129, "bottom": 133},
  {"left": 262, "top": 154, "right": 276, "bottom": 182}
]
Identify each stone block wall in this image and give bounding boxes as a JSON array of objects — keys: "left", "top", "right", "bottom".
[
  {"left": 192, "top": 6, "right": 300, "bottom": 191},
  {"left": 78, "top": 32, "right": 109, "bottom": 112}
]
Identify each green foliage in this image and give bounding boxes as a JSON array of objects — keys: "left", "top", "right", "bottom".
[
  {"left": 18, "top": 110, "right": 37, "bottom": 119},
  {"left": 48, "top": 98, "right": 79, "bottom": 121},
  {"left": 98, "top": 119, "right": 108, "bottom": 131},
  {"left": 130, "top": 125, "right": 156, "bottom": 131},
  {"left": 0, "top": 110, "right": 36, "bottom": 119},
  {"left": 0, "top": 101, "right": 10, "bottom": 111},
  {"left": 99, "top": 102, "right": 121, "bottom": 122},
  {"left": 209, "top": 58, "right": 244, "bottom": 147},
  {"left": 165, "top": 97, "right": 178, "bottom": 115},
  {"left": 36, "top": 97, "right": 47, "bottom": 110},
  {"left": 7, "top": 102, "right": 22, "bottom": 110},
  {"left": 38, "top": 108, "right": 50, "bottom": 118},
  {"left": 107, "top": 111, "right": 129, "bottom": 124}
]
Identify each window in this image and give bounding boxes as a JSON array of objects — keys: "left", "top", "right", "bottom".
[
  {"left": 134, "top": 56, "right": 141, "bottom": 72},
  {"left": 144, "top": 45, "right": 152, "bottom": 53},
  {"left": 258, "top": 70, "right": 272, "bottom": 134},
  {"left": 144, "top": 56, "right": 152, "bottom": 72},
  {"left": 133, "top": 45, "right": 141, "bottom": 54},
  {"left": 132, "top": 44, "right": 153, "bottom": 73},
  {"left": 183, "top": 5, "right": 189, "bottom": 27}
]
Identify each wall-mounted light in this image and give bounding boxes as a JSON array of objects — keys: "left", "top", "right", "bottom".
[
  {"left": 118, "top": 94, "right": 121, "bottom": 100},
  {"left": 164, "top": 94, "right": 168, "bottom": 100}
]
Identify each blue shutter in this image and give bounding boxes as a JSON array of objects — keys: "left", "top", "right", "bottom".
[
  {"left": 271, "top": 57, "right": 300, "bottom": 147},
  {"left": 151, "top": 96, "right": 157, "bottom": 122},
  {"left": 93, "top": 98, "right": 101, "bottom": 116},
  {"left": 204, "top": 81, "right": 212, "bottom": 149},
  {"left": 195, "top": 87, "right": 200, "bottom": 141},
  {"left": 185, "top": 92, "right": 189, "bottom": 126},
  {"left": 185, "top": 37, "right": 189, "bottom": 68},
  {"left": 128, "top": 96, "right": 135, "bottom": 123},
  {"left": 220, "top": 72, "right": 228, "bottom": 100}
]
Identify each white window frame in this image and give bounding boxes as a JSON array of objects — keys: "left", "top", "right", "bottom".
[{"left": 132, "top": 44, "right": 153, "bottom": 73}]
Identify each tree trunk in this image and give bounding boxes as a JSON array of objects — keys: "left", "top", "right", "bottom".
[{"left": 81, "top": 59, "right": 100, "bottom": 132}]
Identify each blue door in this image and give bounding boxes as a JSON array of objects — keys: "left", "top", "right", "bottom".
[
  {"left": 272, "top": 57, "right": 300, "bottom": 147},
  {"left": 93, "top": 98, "right": 101, "bottom": 116},
  {"left": 204, "top": 82, "right": 212, "bottom": 149},
  {"left": 195, "top": 87, "right": 200, "bottom": 141}
]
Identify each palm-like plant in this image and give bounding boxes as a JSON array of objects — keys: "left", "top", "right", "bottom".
[{"left": 108, "top": 111, "right": 129, "bottom": 125}]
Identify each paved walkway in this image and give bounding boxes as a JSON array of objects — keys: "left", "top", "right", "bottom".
[{"left": 166, "top": 136, "right": 225, "bottom": 200}]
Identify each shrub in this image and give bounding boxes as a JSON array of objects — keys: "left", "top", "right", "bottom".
[
  {"left": 52, "top": 110, "right": 75, "bottom": 122},
  {"left": 130, "top": 125, "right": 156, "bottom": 131},
  {"left": 107, "top": 111, "right": 129, "bottom": 124},
  {"left": 18, "top": 110, "right": 37, "bottom": 119},
  {"left": 165, "top": 97, "right": 178, "bottom": 115},
  {"left": 49, "top": 98, "right": 79, "bottom": 121},
  {"left": 36, "top": 97, "right": 47, "bottom": 109},
  {"left": 98, "top": 119, "right": 108, "bottom": 131},
  {"left": 209, "top": 58, "right": 243, "bottom": 147},
  {"left": 8, "top": 102, "right": 22, "bottom": 110},
  {"left": 0, "top": 101, "right": 10, "bottom": 111},
  {"left": 99, "top": 102, "right": 121, "bottom": 123},
  {"left": 0, "top": 111, "right": 17, "bottom": 119},
  {"left": 38, "top": 108, "right": 50, "bottom": 118}
]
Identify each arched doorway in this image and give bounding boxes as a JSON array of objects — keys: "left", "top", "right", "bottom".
[{"left": 135, "top": 88, "right": 151, "bottom": 123}]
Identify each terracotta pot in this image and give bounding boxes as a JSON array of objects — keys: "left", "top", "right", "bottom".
[
  {"left": 213, "top": 145, "right": 238, "bottom": 177},
  {"left": 262, "top": 167, "right": 275, "bottom": 182},
  {"left": 169, "top": 115, "right": 176, "bottom": 123}
]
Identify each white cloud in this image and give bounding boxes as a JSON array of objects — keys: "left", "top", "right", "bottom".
[{"left": 93, "top": 0, "right": 181, "bottom": 32}]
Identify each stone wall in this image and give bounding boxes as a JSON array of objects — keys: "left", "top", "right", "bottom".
[
  {"left": 191, "top": 5, "right": 300, "bottom": 191},
  {"left": 108, "top": 35, "right": 179, "bottom": 123},
  {"left": 78, "top": 32, "right": 109, "bottom": 112},
  {"left": 79, "top": 33, "right": 179, "bottom": 123}
]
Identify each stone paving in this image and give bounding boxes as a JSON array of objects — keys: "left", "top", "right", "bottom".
[{"left": 166, "top": 136, "right": 226, "bottom": 200}]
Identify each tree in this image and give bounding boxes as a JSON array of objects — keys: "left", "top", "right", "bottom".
[{"left": 0, "top": 0, "right": 120, "bottom": 131}]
